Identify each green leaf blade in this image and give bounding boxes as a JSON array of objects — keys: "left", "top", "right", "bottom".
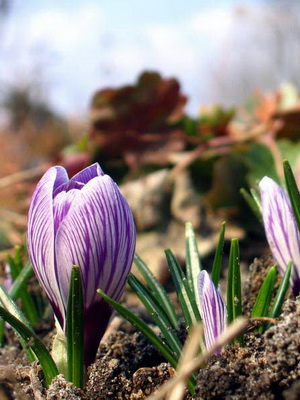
[
  {"left": 251, "top": 265, "right": 277, "bottom": 319},
  {"left": 185, "top": 222, "right": 202, "bottom": 309},
  {"left": 227, "top": 239, "right": 243, "bottom": 345},
  {"left": 66, "top": 266, "right": 84, "bottom": 388},
  {"left": 0, "top": 306, "right": 58, "bottom": 385},
  {"left": 240, "top": 188, "right": 263, "bottom": 223},
  {"left": 7, "top": 252, "right": 38, "bottom": 326},
  {"left": 283, "top": 159, "right": 300, "bottom": 232},
  {"left": 165, "top": 249, "right": 200, "bottom": 328},
  {"left": 211, "top": 222, "right": 226, "bottom": 287},
  {"left": 97, "top": 289, "right": 178, "bottom": 367},
  {"left": 9, "top": 262, "right": 34, "bottom": 299},
  {"left": 128, "top": 274, "right": 182, "bottom": 359},
  {"left": 0, "top": 285, "right": 36, "bottom": 361},
  {"left": 134, "top": 253, "right": 178, "bottom": 328},
  {"left": 267, "top": 261, "right": 292, "bottom": 325}
]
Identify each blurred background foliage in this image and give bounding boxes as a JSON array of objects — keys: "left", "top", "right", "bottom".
[{"left": 0, "top": 0, "right": 300, "bottom": 264}]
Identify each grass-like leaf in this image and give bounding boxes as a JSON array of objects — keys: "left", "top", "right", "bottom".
[
  {"left": 266, "top": 261, "right": 292, "bottom": 328},
  {"left": 251, "top": 265, "right": 277, "bottom": 332},
  {"left": 284, "top": 159, "right": 300, "bottom": 233},
  {"left": 66, "top": 266, "right": 84, "bottom": 388},
  {"left": 9, "top": 262, "right": 34, "bottom": 299},
  {"left": 97, "top": 288, "right": 198, "bottom": 395},
  {"left": 240, "top": 188, "right": 262, "bottom": 223},
  {"left": 0, "top": 306, "right": 58, "bottom": 385},
  {"left": 0, "top": 318, "right": 4, "bottom": 346},
  {"left": 165, "top": 249, "right": 200, "bottom": 328},
  {"left": 7, "top": 250, "right": 38, "bottom": 325},
  {"left": 128, "top": 274, "right": 182, "bottom": 359},
  {"left": 0, "top": 261, "right": 34, "bottom": 347},
  {"left": 211, "top": 222, "right": 226, "bottom": 287},
  {"left": 97, "top": 288, "right": 177, "bottom": 367},
  {"left": 251, "top": 265, "right": 277, "bottom": 319},
  {"left": 0, "top": 285, "right": 36, "bottom": 361},
  {"left": 134, "top": 254, "right": 178, "bottom": 329},
  {"left": 185, "top": 222, "right": 202, "bottom": 309},
  {"left": 227, "top": 239, "right": 243, "bottom": 344}
]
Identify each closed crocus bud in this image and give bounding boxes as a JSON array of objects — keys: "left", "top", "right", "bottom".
[
  {"left": 27, "top": 163, "right": 136, "bottom": 366},
  {"left": 198, "top": 270, "right": 227, "bottom": 355},
  {"left": 259, "top": 176, "right": 300, "bottom": 295}
]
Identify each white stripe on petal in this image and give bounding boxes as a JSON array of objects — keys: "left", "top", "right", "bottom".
[
  {"left": 259, "top": 176, "right": 300, "bottom": 294},
  {"left": 198, "top": 270, "right": 227, "bottom": 355}
]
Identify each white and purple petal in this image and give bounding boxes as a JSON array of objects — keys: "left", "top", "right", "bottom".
[
  {"left": 28, "top": 164, "right": 136, "bottom": 365},
  {"left": 198, "top": 270, "right": 227, "bottom": 355},
  {"left": 27, "top": 166, "right": 68, "bottom": 326},
  {"left": 54, "top": 173, "right": 136, "bottom": 363},
  {"left": 259, "top": 176, "right": 300, "bottom": 295},
  {"left": 70, "top": 163, "right": 104, "bottom": 184}
]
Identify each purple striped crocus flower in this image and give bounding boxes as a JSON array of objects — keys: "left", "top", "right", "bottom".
[
  {"left": 27, "top": 163, "right": 136, "bottom": 366},
  {"left": 259, "top": 176, "right": 300, "bottom": 295},
  {"left": 198, "top": 270, "right": 227, "bottom": 355}
]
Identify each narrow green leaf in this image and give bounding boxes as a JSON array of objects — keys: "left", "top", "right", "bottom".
[
  {"left": 211, "top": 222, "right": 226, "bottom": 287},
  {"left": 165, "top": 249, "right": 200, "bottom": 328},
  {"left": 134, "top": 253, "right": 178, "bottom": 329},
  {"left": 0, "top": 306, "right": 58, "bottom": 385},
  {"left": 227, "top": 239, "right": 243, "bottom": 345},
  {"left": 284, "top": 159, "right": 300, "bottom": 232},
  {"left": 267, "top": 261, "right": 292, "bottom": 327},
  {"left": 251, "top": 265, "right": 277, "bottom": 321},
  {"left": 128, "top": 274, "right": 182, "bottom": 359},
  {"left": 0, "top": 262, "right": 33, "bottom": 343},
  {"left": 185, "top": 222, "right": 202, "bottom": 309},
  {"left": 97, "top": 288, "right": 177, "bottom": 366},
  {"left": 7, "top": 251, "right": 38, "bottom": 325},
  {"left": 0, "top": 285, "right": 36, "bottom": 361},
  {"left": 9, "top": 262, "right": 33, "bottom": 299},
  {"left": 240, "top": 188, "right": 262, "bottom": 223},
  {"left": 0, "top": 319, "right": 4, "bottom": 346},
  {"left": 97, "top": 289, "right": 196, "bottom": 395},
  {"left": 66, "top": 266, "right": 84, "bottom": 388}
]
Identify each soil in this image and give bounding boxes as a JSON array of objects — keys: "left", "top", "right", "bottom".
[{"left": 1, "top": 255, "right": 300, "bottom": 400}]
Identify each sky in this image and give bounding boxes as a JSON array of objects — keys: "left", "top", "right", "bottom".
[{"left": 0, "top": 0, "right": 287, "bottom": 118}]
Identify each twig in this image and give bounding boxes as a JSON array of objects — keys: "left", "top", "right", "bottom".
[
  {"left": 147, "top": 317, "right": 248, "bottom": 400},
  {"left": 166, "top": 323, "right": 203, "bottom": 400}
]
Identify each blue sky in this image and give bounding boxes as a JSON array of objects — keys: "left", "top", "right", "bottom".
[{"left": 0, "top": 0, "right": 275, "bottom": 118}]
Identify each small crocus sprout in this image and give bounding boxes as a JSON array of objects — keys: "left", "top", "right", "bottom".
[
  {"left": 259, "top": 176, "right": 300, "bottom": 295},
  {"left": 27, "top": 163, "right": 136, "bottom": 366},
  {"left": 198, "top": 270, "right": 227, "bottom": 355}
]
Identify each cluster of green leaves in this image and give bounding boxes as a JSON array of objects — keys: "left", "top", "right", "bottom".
[
  {"left": 98, "top": 221, "right": 291, "bottom": 395},
  {"left": 0, "top": 259, "right": 84, "bottom": 387}
]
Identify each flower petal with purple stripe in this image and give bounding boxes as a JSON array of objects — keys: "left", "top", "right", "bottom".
[
  {"left": 198, "top": 270, "right": 227, "bottom": 355},
  {"left": 259, "top": 176, "right": 300, "bottom": 295},
  {"left": 27, "top": 166, "right": 68, "bottom": 326},
  {"left": 27, "top": 163, "right": 136, "bottom": 366}
]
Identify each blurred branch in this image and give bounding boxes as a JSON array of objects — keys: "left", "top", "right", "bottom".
[{"left": 0, "top": 164, "right": 48, "bottom": 190}]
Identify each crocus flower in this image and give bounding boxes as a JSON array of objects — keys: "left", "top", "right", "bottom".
[
  {"left": 27, "top": 163, "right": 136, "bottom": 366},
  {"left": 259, "top": 176, "right": 300, "bottom": 295},
  {"left": 198, "top": 270, "right": 227, "bottom": 355}
]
